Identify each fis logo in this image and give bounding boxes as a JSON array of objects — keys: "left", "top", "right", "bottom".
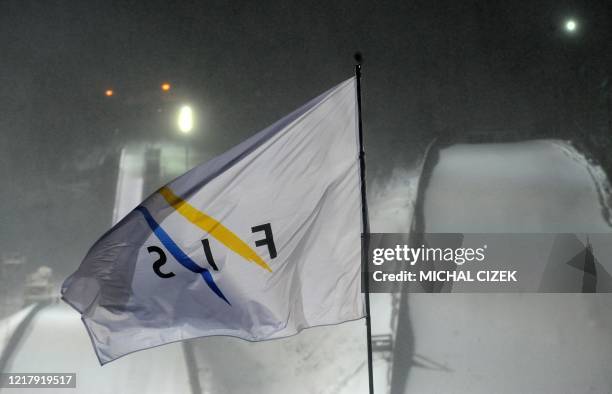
[{"left": 137, "top": 186, "right": 277, "bottom": 305}]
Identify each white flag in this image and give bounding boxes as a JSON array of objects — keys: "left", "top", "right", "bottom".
[{"left": 62, "top": 77, "right": 365, "bottom": 364}]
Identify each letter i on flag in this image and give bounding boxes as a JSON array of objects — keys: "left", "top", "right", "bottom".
[{"left": 61, "top": 77, "right": 366, "bottom": 364}]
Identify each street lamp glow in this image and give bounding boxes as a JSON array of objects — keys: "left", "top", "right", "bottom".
[
  {"left": 178, "top": 105, "right": 193, "bottom": 133},
  {"left": 564, "top": 19, "right": 577, "bottom": 33}
]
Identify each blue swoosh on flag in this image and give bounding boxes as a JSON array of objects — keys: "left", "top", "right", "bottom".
[{"left": 135, "top": 206, "right": 231, "bottom": 305}]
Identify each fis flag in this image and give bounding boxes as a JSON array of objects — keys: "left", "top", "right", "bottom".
[{"left": 62, "top": 77, "right": 365, "bottom": 364}]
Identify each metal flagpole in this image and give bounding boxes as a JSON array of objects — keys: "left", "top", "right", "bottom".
[{"left": 355, "top": 59, "right": 375, "bottom": 394}]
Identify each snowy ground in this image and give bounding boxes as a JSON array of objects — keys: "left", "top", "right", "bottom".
[
  {"left": 405, "top": 140, "right": 612, "bottom": 393},
  {"left": 0, "top": 301, "right": 192, "bottom": 394},
  {"left": 1, "top": 139, "right": 611, "bottom": 394}
]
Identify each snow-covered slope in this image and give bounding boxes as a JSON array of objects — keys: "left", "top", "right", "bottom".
[
  {"left": 405, "top": 140, "right": 612, "bottom": 394},
  {"left": 0, "top": 302, "right": 191, "bottom": 394}
]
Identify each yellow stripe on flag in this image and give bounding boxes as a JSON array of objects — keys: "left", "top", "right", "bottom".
[{"left": 158, "top": 186, "right": 272, "bottom": 272}]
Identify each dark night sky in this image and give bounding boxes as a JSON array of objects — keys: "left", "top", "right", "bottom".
[{"left": 1, "top": 0, "right": 611, "bottom": 274}]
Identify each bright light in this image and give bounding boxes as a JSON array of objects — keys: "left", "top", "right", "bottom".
[
  {"left": 178, "top": 105, "right": 193, "bottom": 133},
  {"left": 105, "top": 89, "right": 114, "bottom": 97},
  {"left": 565, "top": 19, "right": 577, "bottom": 33},
  {"left": 161, "top": 82, "right": 171, "bottom": 92}
]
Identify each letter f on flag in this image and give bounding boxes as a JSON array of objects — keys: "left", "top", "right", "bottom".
[{"left": 61, "top": 77, "right": 365, "bottom": 364}]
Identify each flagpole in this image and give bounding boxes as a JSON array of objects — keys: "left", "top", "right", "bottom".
[{"left": 355, "top": 59, "right": 375, "bottom": 394}]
